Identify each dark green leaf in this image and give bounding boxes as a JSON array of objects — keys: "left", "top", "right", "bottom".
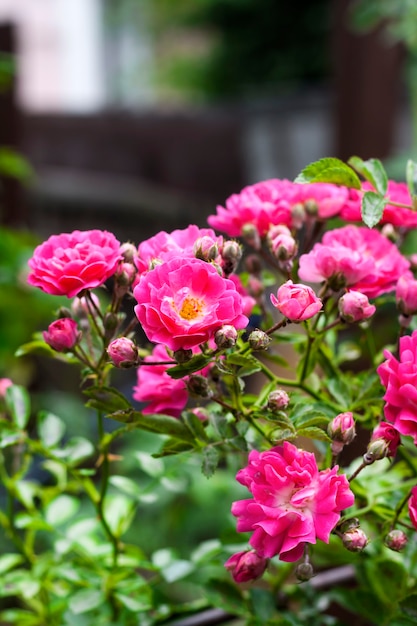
[
  {"left": 201, "top": 446, "right": 220, "bottom": 477},
  {"left": 182, "top": 410, "right": 209, "bottom": 443},
  {"left": 204, "top": 579, "right": 248, "bottom": 617},
  {"left": 294, "top": 157, "right": 362, "bottom": 188},
  {"left": 270, "top": 428, "right": 297, "bottom": 443},
  {"left": 296, "top": 426, "right": 330, "bottom": 442},
  {"left": 364, "top": 558, "right": 407, "bottom": 606},
  {"left": 399, "top": 594, "right": 417, "bottom": 619},
  {"left": 116, "top": 410, "right": 195, "bottom": 443},
  {"left": 153, "top": 438, "right": 194, "bottom": 457},
  {"left": 348, "top": 156, "right": 388, "bottom": 195},
  {"left": 83, "top": 385, "right": 132, "bottom": 413},
  {"left": 249, "top": 588, "right": 276, "bottom": 623},
  {"left": 361, "top": 190, "right": 387, "bottom": 228},
  {"left": 325, "top": 377, "right": 352, "bottom": 407},
  {"left": 5, "top": 385, "right": 30, "bottom": 429},
  {"left": 166, "top": 354, "right": 213, "bottom": 379}
]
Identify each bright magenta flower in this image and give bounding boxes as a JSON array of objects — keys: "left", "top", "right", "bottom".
[
  {"left": 369, "top": 421, "right": 401, "bottom": 458},
  {"left": 270, "top": 280, "right": 322, "bottom": 322},
  {"left": 377, "top": 331, "right": 417, "bottom": 444},
  {"left": 409, "top": 486, "right": 417, "bottom": 530},
  {"left": 341, "top": 181, "right": 417, "bottom": 227},
  {"left": 43, "top": 318, "right": 80, "bottom": 352},
  {"left": 135, "top": 225, "right": 222, "bottom": 275},
  {"left": 298, "top": 225, "right": 410, "bottom": 298},
  {"left": 396, "top": 275, "right": 417, "bottom": 316},
  {"left": 292, "top": 182, "right": 350, "bottom": 219},
  {"left": 133, "top": 344, "right": 187, "bottom": 417},
  {"left": 231, "top": 442, "right": 354, "bottom": 562},
  {"left": 133, "top": 257, "right": 248, "bottom": 351},
  {"left": 224, "top": 550, "right": 268, "bottom": 583},
  {"left": 27, "top": 230, "right": 122, "bottom": 298}
]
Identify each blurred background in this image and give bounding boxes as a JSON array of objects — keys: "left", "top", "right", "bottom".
[{"left": 0, "top": 0, "right": 414, "bottom": 244}]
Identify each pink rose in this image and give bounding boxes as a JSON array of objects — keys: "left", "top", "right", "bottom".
[
  {"left": 133, "top": 344, "right": 187, "bottom": 417},
  {"left": 43, "top": 318, "right": 80, "bottom": 352},
  {"left": 270, "top": 280, "right": 322, "bottom": 322},
  {"left": 292, "top": 182, "right": 350, "bottom": 219},
  {"left": 396, "top": 275, "right": 417, "bottom": 316},
  {"left": 409, "top": 486, "right": 417, "bottom": 531},
  {"left": 368, "top": 421, "right": 401, "bottom": 458},
  {"left": 328, "top": 412, "right": 356, "bottom": 444},
  {"left": 133, "top": 257, "right": 248, "bottom": 352},
  {"left": 107, "top": 337, "right": 139, "bottom": 368},
  {"left": 298, "top": 225, "right": 410, "bottom": 298},
  {"left": 207, "top": 179, "right": 297, "bottom": 237},
  {"left": 135, "top": 225, "right": 223, "bottom": 275},
  {"left": 341, "top": 181, "right": 417, "bottom": 228},
  {"left": 224, "top": 550, "right": 268, "bottom": 583},
  {"left": 27, "top": 230, "right": 122, "bottom": 298},
  {"left": 231, "top": 442, "right": 354, "bottom": 562},
  {"left": 377, "top": 330, "right": 417, "bottom": 443},
  {"left": 338, "top": 290, "right": 376, "bottom": 323}
]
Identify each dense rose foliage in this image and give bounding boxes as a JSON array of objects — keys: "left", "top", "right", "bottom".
[
  {"left": 377, "top": 331, "right": 417, "bottom": 444},
  {"left": 341, "top": 181, "right": 417, "bottom": 227},
  {"left": 298, "top": 225, "right": 410, "bottom": 297},
  {"left": 133, "top": 344, "right": 188, "bottom": 417},
  {"left": 231, "top": 442, "right": 354, "bottom": 562},
  {"left": 135, "top": 225, "right": 223, "bottom": 275},
  {"left": 270, "top": 280, "right": 322, "bottom": 322},
  {"left": 133, "top": 257, "right": 248, "bottom": 351},
  {"left": 27, "top": 230, "right": 122, "bottom": 298}
]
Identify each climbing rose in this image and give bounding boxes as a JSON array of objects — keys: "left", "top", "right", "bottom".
[
  {"left": 409, "top": 486, "right": 417, "bottom": 531},
  {"left": 27, "top": 230, "right": 122, "bottom": 298},
  {"left": 298, "top": 225, "right": 410, "bottom": 298},
  {"left": 231, "top": 441, "right": 354, "bottom": 562},
  {"left": 133, "top": 257, "right": 248, "bottom": 351},
  {"left": 224, "top": 550, "right": 268, "bottom": 583},
  {"left": 270, "top": 280, "right": 322, "bottom": 322},
  {"left": 133, "top": 344, "right": 187, "bottom": 417},
  {"left": 43, "top": 318, "right": 80, "bottom": 352},
  {"left": 377, "top": 330, "right": 417, "bottom": 444},
  {"left": 341, "top": 181, "right": 417, "bottom": 228}
]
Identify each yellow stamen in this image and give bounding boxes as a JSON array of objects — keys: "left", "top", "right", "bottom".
[{"left": 179, "top": 296, "right": 204, "bottom": 320}]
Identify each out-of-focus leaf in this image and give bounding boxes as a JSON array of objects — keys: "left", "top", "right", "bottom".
[
  {"left": 348, "top": 155, "right": 388, "bottom": 195},
  {"left": 83, "top": 385, "right": 132, "bottom": 413},
  {"left": 294, "top": 157, "right": 362, "bottom": 188},
  {"left": 5, "top": 385, "right": 30, "bottom": 429},
  {"left": 361, "top": 190, "right": 387, "bottom": 228}
]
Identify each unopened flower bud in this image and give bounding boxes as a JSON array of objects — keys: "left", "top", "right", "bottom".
[
  {"left": 247, "top": 276, "right": 264, "bottom": 298},
  {"left": 241, "top": 224, "right": 261, "bottom": 250},
  {"left": 103, "top": 312, "right": 119, "bottom": 338},
  {"left": 338, "top": 291, "right": 376, "bottom": 323},
  {"left": 56, "top": 307, "right": 73, "bottom": 319},
  {"left": 267, "top": 225, "right": 297, "bottom": 261},
  {"left": 173, "top": 348, "right": 193, "bottom": 363},
  {"left": 338, "top": 517, "right": 360, "bottom": 534},
  {"left": 221, "top": 240, "right": 243, "bottom": 275},
  {"left": 214, "top": 325, "right": 238, "bottom": 349},
  {"left": 381, "top": 223, "right": 397, "bottom": 242},
  {"left": 107, "top": 337, "right": 139, "bottom": 368},
  {"left": 304, "top": 199, "right": 319, "bottom": 216},
  {"left": 114, "top": 262, "right": 136, "bottom": 287},
  {"left": 193, "top": 236, "right": 219, "bottom": 262},
  {"left": 120, "top": 242, "right": 138, "bottom": 264},
  {"left": 291, "top": 202, "right": 306, "bottom": 229},
  {"left": 71, "top": 294, "right": 101, "bottom": 319},
  {"left": 328, "top": 412, "right": 356, "bottom": 451},
  {"left": 224, "top": 550, "right": 268, "bottom": 584},
  {"left": 186, "top": 375, "right": 212, "bottom": 398},
  {"left": 267, "top": 389, "right": 290, "bottom": 411},
  {"left": 396, "top": 275, "right": 417, "bottom": 316},
  {"left": 191, "top": 407, "right": 210, "bottom": 421},
  {"left": 43, "top": 318, "right": 80, "bottom": 352},
  {"left": 295, "top": 561, "right": 314, "bottom": 582},
  {"left": 342, "top": 528, "right": 368, "bottom": 552},
  {"left": 384, "top": 529, "right": 408, "bottom": 552},
  {"left": 248, "top": 329, "right": 271, "bottom": 351},
  {"left": 368, "top": 422, "right": 400, "bottom": 459},
  {"left": 244, "top": 254, "right": 262, "bottom": 275}
]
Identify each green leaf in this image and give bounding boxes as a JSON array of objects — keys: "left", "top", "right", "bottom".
[
  {"left": 161, "top": 559, "right": 195, "bottom": 583},
  {"left": 166, "top": 353, "right": 213, "bottom": 379},
  {"left": 0, "top": 147, "right": 33, "bottom": 181},
  {"left": 182, "top": 410, "right": 209, "bottom": 443},
  {"left": 5, "top": 385, "right": 30, "bottom": 429},
  {"left": 296, "top": 426, "right": 330, "bottom": 442},
  {"left": 361, "top": 190, "right": 387, "bottom": 228},
  {"left": 348, "top": 155, "right": 388, "bottom": 195},
  {"left": 115, "top": 410, "right": 195, "bottom": 443},
  {"left": 325, "top": 377, "right": 352, "bottom": 407},
  {"left": 69, "top": 589, "right": 104, "bottom": 615},
  {"left": 104, "top": 494, "right": 136, "bottom": 537},
  {"left": 294, "top": 157, "right": 362, "bottom": 188},
  {"left": 406, "top": 159, "right": 417, "bottom": 201},
  {"left": 37, "top": 411, "right": 66, "bottom": 447},
  {"left": 45, "top": 495, "right": 80, "bottom": 526},
  {"left": 83, "top": 385, "right": 132, "bottom": 413},
  {"left": 364, "top": 558, "right": 408, "bottom": 606},
  {"left": 152, "top": 438, "right": 194, "bottom": 457},
  {"left": 15, "top": 340, "right": 55, "bottom": 358},
  {"left": 109, "top": 475, "right": 142, "bottom": 499},
  {"left": 135, "top": 452, "right": 164, "bottom": 477},
  {"left": 204, "top": 579, "right": 248, "bottom": 617},
  {"left": 0, "top": 554, "right": 24, "bottom": 575},
  {"left": 54, "top": 437, "right": 94, "bottom": 466},
  {"left": 201, "top": 446, "right": 220, "bottom": 478}
]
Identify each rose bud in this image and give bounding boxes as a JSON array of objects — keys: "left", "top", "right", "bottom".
[
  {"left": 186, "top": 374, "right": 212, "bottom": 398},
  {"left": 221, "top": 240, "right": 243, "bottom": 275},
  {"left": 271, "top": 280, "right": 322, "bottom": 322},
  {"left": 338, "top": 290, "right": 376, "bottom": 323},
  {"left": 193, "top": 236, "right": 219, "bottom": 262},
  {"left": 214, "top": 325, "right": 238, "bottom": 349},
  {"left": 241, "top": 223, "right": 261, "bottom": 250},
  {"left": 368, "top": 422, "right": 401, "bottom": 459},
  {"left": 173, "top": 348, "right": 193, "bottom": 363},
  {"left": 384, "top": 529, "right": 408, "bottom": 552},
  {"left": 341, "top": 528, "right": 368, "bottom": 552},
  {"left": 224, "top": 550, "right": 268, "bottom": 584},
  {"left": 328, "top": 412, "right": 356, "bottom": 455},
  {"left": 248, "top": 329, "right": 271, "bottom": 351},
  {"left": 267, "top": 225, "right": 297, "bottom": 261},
  {"left": 107, "top": 337, "right": 139, "bottom": 368},
  {"left": 120, "top": 242, "right": 138, "bottom": 264},
  {"left": 295, "top": 561, "right": 314, "bottom": 582},
  {"left": 291, "top": 202, "right": 306, "bottom": 229},
  {"left": 43, "top": 318, "right": 80, "bottom": 352},
  {"left": 396, "top": 274, "right": 417, "bottom": 316},
  {"left": 267, "top": 389, "right": 290, "bottom": 411}
]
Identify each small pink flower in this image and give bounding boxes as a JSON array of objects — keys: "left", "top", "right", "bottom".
[
  {"left": 396, "top": 275, "right": 417, "bottom": 316},
  {"left": 0, "top": 379, "right": 13, "bottom": 398},
  {"left": 133, "top": 257, "right": 248, "bottom": 351},
  {"left": 270, "top": 280, "right": 322, "bottom": 322},
  {"left": 328, "top": 412, "right": 356, "bottom": 445},
  {"left": 107, "top": 338, "right": 138, "bottom": 368},
  {"left": 409, "top": 486, "right": 417, "bottom": 531},
  {"left": 377, "top": 330, "right": 417, "bottom": 443},
  {"left": 43, "top": 318, "right": 80, "bottom": 352},
  {"left": 27, "top": 230, "right": 122, "bottom": 298},
  {"left": 133, "top": 344, "right": 187, "bottom": 417},
  {"left": 369, "top": 421, "right": 401, "bottom": 458},
  {"left": 341, "top": 181, "right": 417, "bottom": 227},
  {"left": 267, "top": 225, "right": 297, "bottom": 261},
  {"left": 231, "top": 442, "right": 354, "bottom": 562},
  {"left": 224, "top": 550, "right": 268, "bottom": 584},
  {"left": 338, "top": 291, "right": 376, "bottom": 323},
  {"left": 298, "top": 225, "right": 410, "bottom": 298}
]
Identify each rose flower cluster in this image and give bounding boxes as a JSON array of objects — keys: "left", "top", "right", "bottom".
[{"left": 24, "top": 172, "right": 417, "bottom": 585}]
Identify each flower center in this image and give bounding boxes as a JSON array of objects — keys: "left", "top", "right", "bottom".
[{"left": 178, "top": 296, "right": 204, "bottom": 320}]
